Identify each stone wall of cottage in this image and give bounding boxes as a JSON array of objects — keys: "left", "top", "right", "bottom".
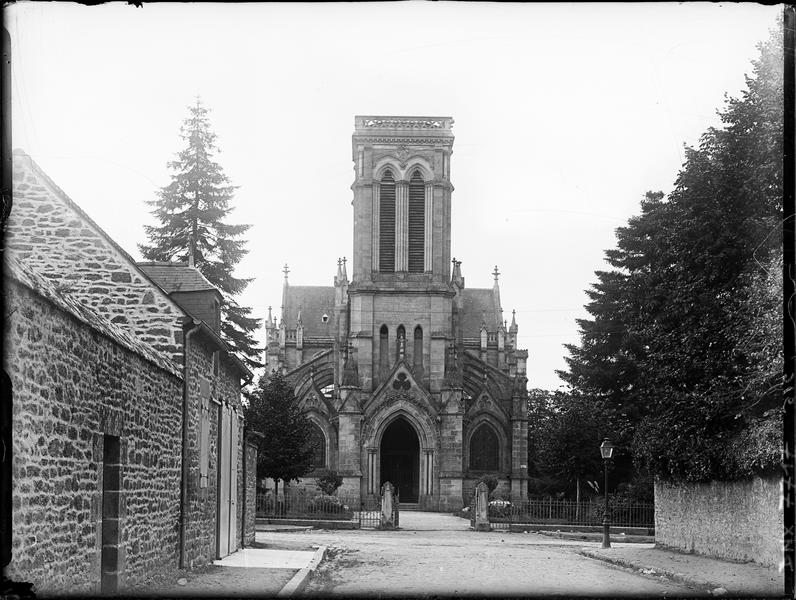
[
  {"left": 181, "top": 334, "right": 246, "bottom": 566},
  {"left": 182, "top": 333, "right": 219, "bottom": 568},
  {"left": 5, "top": 276, "right": 184, "bottom": 595},
  {"left": 654, "top": 475, "right": 783, "bottom": 567},
  {"left": 8, "top": 153, "right": 184, "bottom": 364}
]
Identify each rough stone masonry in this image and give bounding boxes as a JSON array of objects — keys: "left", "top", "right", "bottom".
[{"left": 4, "top": 257, "right": 184, "bottom": 594}]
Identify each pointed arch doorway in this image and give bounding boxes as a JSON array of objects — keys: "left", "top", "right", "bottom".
[{"left": 380, "top": 417, "right": 419, "bottom": 503}]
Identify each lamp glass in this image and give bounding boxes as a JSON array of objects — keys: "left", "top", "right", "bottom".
[{"left": 600, "top": 439, "right": 615, "bottom": 459}]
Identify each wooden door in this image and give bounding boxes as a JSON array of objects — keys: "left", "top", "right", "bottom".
[
  {"left": 228, "top": 412, "right": 239, "bottom": 552},
  {"left": 217, "top": 404, "right": 231, "bottom": 558}
]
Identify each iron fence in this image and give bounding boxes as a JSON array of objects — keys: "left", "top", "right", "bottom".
[
  {"left": 468, "top": 497, "right": 654, "bottom": 531},
  {"left": 256, "top": 491, "right": 357, "bottom": 521},
  {"left": 255, "top": 491, "right": 400, "bottom": 528}
]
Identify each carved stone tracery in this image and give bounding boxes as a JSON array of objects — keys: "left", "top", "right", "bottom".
[{"left": 364, "top": 119, "right": 444, "bottom": 129}]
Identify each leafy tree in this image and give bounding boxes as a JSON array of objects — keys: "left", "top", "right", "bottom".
[
  {"left": 139, "top": 98, "right": 262, "bottom": 369},
  {"left": 534, "top": 391, "right": 624, "bottom": 499},
  {"left": 243, "top": 371, "right": 315, "bottom": 497},
  {"left": 559, "top": 24, "right": 783, "bottom": 483}
]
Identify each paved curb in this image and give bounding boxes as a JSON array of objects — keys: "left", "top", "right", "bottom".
[
  {"left": 538, "top": 531, "right": 654, "bottom": 544},
  {"left": 578, "top": 549, "right": 718, "bottom": 592},
  {"left": 257, "top": 524, "right": 314, "bottom": 533},
  {"left": 277, "top": 545, "right": 327, "bottom": 597}
]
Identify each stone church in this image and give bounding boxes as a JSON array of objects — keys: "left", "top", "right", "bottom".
[{"left": 265, "top": 116, "right": 528, "bottom": 510}]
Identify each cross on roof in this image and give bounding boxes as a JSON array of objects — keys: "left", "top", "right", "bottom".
[
  {"left": 283, "top": 264, "right": 290, "bottom": 280},
  {"left": 493, "top": 265, "right": 500, "bottom": 281}
]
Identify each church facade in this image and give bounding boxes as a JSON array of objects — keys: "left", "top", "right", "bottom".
[{"left": 265, "top": 116, "right": 528, "bottom": 510}]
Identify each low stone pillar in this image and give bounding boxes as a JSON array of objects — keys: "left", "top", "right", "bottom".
[
  {"left": 474, "top": 482, "right": 491, "bottom": 531},
  {"left": 380, "top": 482, "right": 396, "bottom": 529}
]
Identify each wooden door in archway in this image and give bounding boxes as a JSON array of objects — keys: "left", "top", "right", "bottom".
[{"left": 380, "top": 417, "right": 419, "bottom": 502}]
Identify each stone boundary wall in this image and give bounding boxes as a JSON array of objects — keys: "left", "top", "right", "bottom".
[
  {"left": 654, "top": 475, "right": 783, "bottom": 567},
  {"left": 243, "top": 441, "right": 258, "bottom": 545},
  {"left": 5, "top": 272, "right": 183, "bottom": 594},
  {"left": 8, "top": 152, "right": 185, "bottom": 364}
]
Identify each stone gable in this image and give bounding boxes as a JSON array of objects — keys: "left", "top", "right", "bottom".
[{"left": 8, "top": 152, "right": 185, "bottom": 365}]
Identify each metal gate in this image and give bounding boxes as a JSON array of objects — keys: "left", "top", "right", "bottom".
[
  {"left": 357, "top": 494, "right": 381, "bottom": 528},
  {"left": 357, "top": 492, "right": 399, "bottom": 528}
]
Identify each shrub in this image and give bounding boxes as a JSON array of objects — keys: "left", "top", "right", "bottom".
[
  {"left": 316, "top": 472, "right": 344, "bottom": 496},
  {"left": 308, "top": 494, "right": 351, "bottom": 517},
  {"left": 477, "top": 475, "right": 499, "bottom": 497},
  {"left": 488, "top": 499, "right": 513, "bottom": 520}
]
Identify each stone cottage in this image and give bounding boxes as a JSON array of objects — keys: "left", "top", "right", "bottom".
[
  {"left": 3, "top": 151, "right": 257, "bottom": 594},
  {"left": 265, "top": 116, "right": 529, "bottom": 510}
]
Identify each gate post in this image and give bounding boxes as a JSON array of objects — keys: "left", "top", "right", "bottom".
[
  {"left": 379, "top": 482, "right": 396, "bottom": 529},
  {"left": 474, "top": 482, "right": 491, "bottom": 531}
]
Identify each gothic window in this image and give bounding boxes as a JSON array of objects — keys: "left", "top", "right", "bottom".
[
  {"left": 379, "top": 170, "right": 396, "bottom": 272},
  {"left": 310, "top": 424, "right": 326, "bottom": 470},
  {"left": 379, "top": 325, "right": 389, "bottom": 378},
  {"left": 408, "top": 170, "right": 425, "bottom": 273},
  {"left": 469, "top": 424, "right": 499, "bottom": 471},
  {"left": 396, "top": 325, "right": 406, "bottom": 360},
  {"left": 413, "top": 325, "right": 423, "bottom": 373}
]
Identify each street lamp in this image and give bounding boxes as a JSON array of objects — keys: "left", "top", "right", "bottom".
[{"left": 599, "top": 438, "right": 615, "bottom": 549}]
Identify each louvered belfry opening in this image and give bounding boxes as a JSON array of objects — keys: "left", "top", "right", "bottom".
[
  {"left": 379, "top": 170, "right": 396, "bottom": 272},
  {"left": 408, "top": 170, "right": 425, "bottom": 273}
]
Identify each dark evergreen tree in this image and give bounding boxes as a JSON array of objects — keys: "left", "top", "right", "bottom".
[
  {"left": 559, "top": 24, "right": 783, "bottom": 483},
  {"left": 243, "top": 371, "right": 315, "bottom": 497},
  {"left": 139, "top": 98, "right": 262, "bottom": 369}
]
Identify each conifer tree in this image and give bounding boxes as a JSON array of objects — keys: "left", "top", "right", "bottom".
[
  {"left": 139, "top": 98, "right": 262, "bottom": 368},
  {"left": 559, "top": 24, "right": 783, "bottom": 483}
]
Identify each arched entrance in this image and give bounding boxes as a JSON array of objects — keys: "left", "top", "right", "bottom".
[{"left": 380, "top": 417, "right": 419, "bottom": 503}]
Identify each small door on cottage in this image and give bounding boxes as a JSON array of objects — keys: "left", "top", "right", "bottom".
[
  {"left": 217, "top": 404, "right": 231, "bottom": 558},
  {"left": 217, "top": 404, "right": 240, "bottom": 559},
  {"left": 228, "top": 413, "right": 239, "bottom": 552}
]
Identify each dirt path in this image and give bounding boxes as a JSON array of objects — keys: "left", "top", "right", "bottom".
[{"left": 258, "top": 512, "right": 700, "bottom": 597}]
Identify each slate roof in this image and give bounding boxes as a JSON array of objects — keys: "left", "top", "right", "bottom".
[
  {"left": 5, "top": 255, "right": 182, "bottom": 378},
  {"left": 283, "top": 285, "right": 336, "bottom": 337},
  {"left": 460, "top": 288, "right": 502, "bottom": 338},
  {"left": 137, "top": 262, "right": 221, "bottom": 296}
]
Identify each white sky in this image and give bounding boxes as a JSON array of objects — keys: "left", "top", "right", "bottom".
[{"left": 7, "top": 2, "right": 781, "bottom": 390}]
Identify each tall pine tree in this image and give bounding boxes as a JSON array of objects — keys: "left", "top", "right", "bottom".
[{"left": 140, "top": 98, "right": 262, "bottom": 369}]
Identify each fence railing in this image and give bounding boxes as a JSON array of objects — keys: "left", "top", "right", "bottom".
[
  {"left": 256, "top": 491, "right": 358, "bottom": 521},
  {"left": 477, "top": 498, "right": 654, "bottom": 529}
]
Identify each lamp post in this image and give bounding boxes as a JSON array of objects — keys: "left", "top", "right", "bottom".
[{"left": 599, "top": 438, "right": 615, "bottom": 549}]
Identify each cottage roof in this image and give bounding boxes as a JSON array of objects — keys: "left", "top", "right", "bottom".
[
  {"left": 137, "top": 262, "right": 222, "bottom": 297},
  {"left": 283, "top": 285, "right": 336, "bottom": 337},
  {"left": 5, "top": 255, "right": 182, "bottom": 378}
]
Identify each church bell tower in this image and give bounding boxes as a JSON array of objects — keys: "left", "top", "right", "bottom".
[
  {"left": 350, "top": 116, "right": 455, "bottom": 284},
  {"left": 348, "top": 117, "right": 456, "bottom": 393}
]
